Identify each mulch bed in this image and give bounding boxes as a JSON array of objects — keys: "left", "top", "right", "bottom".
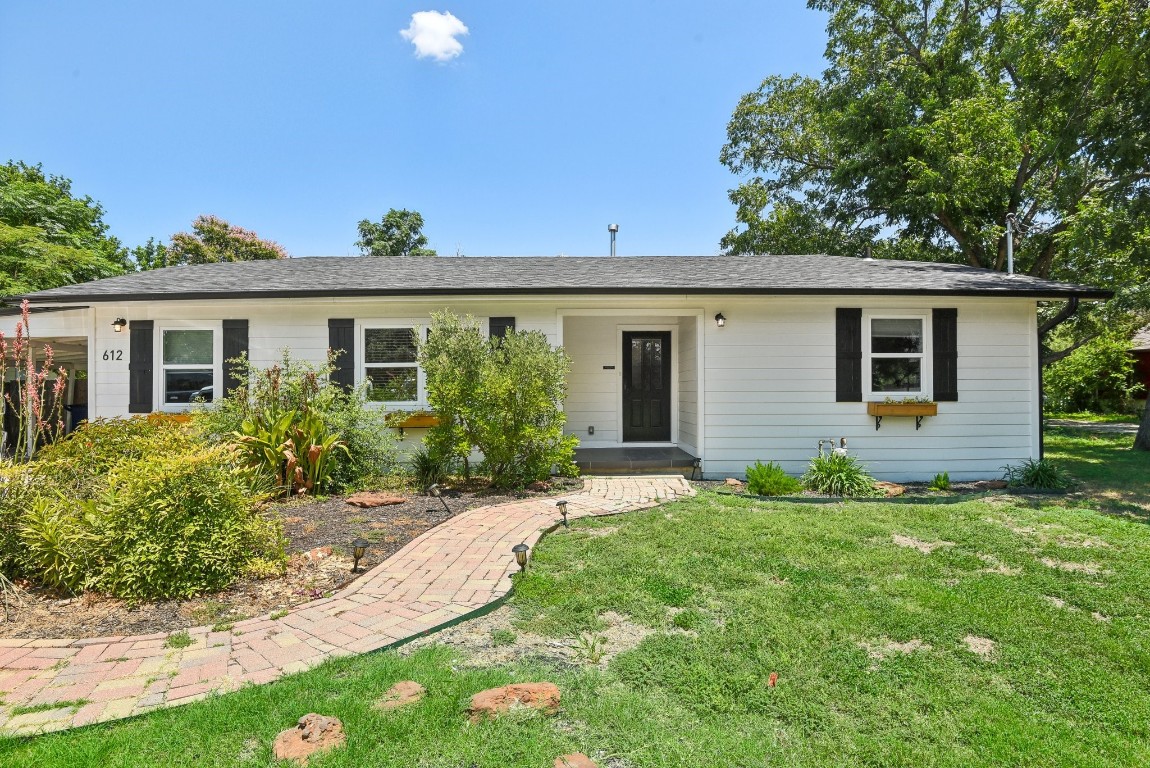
[{"left": 0, "top": 477, "right": 583, "bottom": 641}]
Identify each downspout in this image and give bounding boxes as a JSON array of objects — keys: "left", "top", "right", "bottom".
[{"left": 1037, "top": 296, "right": 1081, "bottom": 459}]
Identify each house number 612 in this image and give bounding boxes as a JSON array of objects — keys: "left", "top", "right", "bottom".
[{"left": 102, "top": 350, "right": 123, "bottom": 361}]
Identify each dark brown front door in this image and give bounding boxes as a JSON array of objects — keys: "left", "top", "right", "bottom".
[{"left": 622, "top": 331, "right": 671, "bottom": 442}]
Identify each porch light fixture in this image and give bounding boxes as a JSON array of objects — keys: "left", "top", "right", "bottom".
[
  {"left": 715, "top": 313, "right": 726, "bottom": 328},
  {"left": 556, "top": 499, "right": 569, "bottom": 528},
  {"left": 112, "top": 318, "right": 127, "bottom": 333},
  {"left": 428, "top": 483, "right": 451, "bottom": 514},
  {"left": 351, "top": 537, "right": 371, "bottom": 573},
  {"left": 512, "top": 543, "right": 530, "bottom": 572}
]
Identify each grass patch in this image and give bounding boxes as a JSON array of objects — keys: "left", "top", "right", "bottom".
[
  {"left": 1046, "top": 411, "right": 1141, "bottom": 423},
  {"left": 1045, "top": 427, "right": 1150, "bottom": 518},
  {"left": 163, "top": 631, "right": 193, "bottom": 650},
  {"left": 10, "top": 699, "right": 89, "bottom": 716}
]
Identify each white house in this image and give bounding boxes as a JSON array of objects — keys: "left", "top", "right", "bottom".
[{"left": 2, "top": 255, "right": 1109, "bottom": 481}]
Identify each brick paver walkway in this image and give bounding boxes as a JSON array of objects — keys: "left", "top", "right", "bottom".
[{"left": 0, "top": 476, "right": 692, "bottom": 736}]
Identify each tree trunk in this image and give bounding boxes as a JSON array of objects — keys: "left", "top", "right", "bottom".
[{"left": 1136, "top": 400, "right": 1150, "bottom": 452}]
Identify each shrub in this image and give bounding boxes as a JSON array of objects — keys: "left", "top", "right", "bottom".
[
  {"left": 929, "top": 471, "right": 951, "bottom": 491},
  {"left": 93, "top": 446, "right": 285, "bottom": 600},
  {"left": 1044, "top": 330, "right": 1138, "bottom": 414},
  {"left": 198, "top": 351, "right": 398, "bottom": 492},
  {"left": 409, "top": 444, "right": 451, "bottom": 491},
  {"left": 29, "top": 417, "right": 198, "bottom": 498},
  {"left": 16, "top": 495, "right": 93, "bottom": 594},
  {"left": 420, "top": 311, "right": 579, "bottom": 488},
  {"left": 1001, "top": 458, "right": 1073, "bottom": 490},
  {"left": 802, "top": 453, "right": 880, "bottom": 497},
  {"left": 744, "top": 461, "right": 802, "bottom": 496},
  {"left": 231, "top": 408, "right": 348, "bottom": 496}
]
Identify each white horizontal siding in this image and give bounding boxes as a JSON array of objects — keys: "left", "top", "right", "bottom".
[{"left": 699, "top": 296, "right": 1038, "bottom": 481}]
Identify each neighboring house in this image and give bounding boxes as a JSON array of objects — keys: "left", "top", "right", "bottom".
[
  {"left": 3, "top": 255, "right": 1109, "bottom": 481},
  {"left": 1133, "top": 324, "right": 1150, "bottom": 400}
]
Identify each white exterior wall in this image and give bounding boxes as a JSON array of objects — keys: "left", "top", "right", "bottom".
[{"left": 10, "top": 293, "right": 1043, "bottom": 481}]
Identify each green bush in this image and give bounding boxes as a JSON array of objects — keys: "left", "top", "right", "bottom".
[
  {"left": 802, "top": 453, "right": 881, "bottom": 497},
  {"left": 232, "top": 408, "right": 348, "bottom": 496},
  {"left": 420, "top": 311, "right": 579, "bottom": 488},
  {"left": 929, "top": 471, "right": 951, "bottom": 491},
  {"left": 16, "top": 496, "right": 93, "bottom": 594},
  {"left": 409, "top": 444, "right": 452, "bottom": 491},
  {"left": 29, "top": 417, "right": 198, "bottom": 497},
  {"left": 94, "top": 446, "right": 285, "bottom": 600},
  {"left": 1044, "top": 330, "right": 1138, "bottom": 413},
  {"left": 744, "top": 461, "right": 802, "bottom": 496},
  {"left": 1001, "top": 458, "right": 1073, "bottom": 490},
  {"left": 198, "top": 351, "right": 398, "bottom": 492}
]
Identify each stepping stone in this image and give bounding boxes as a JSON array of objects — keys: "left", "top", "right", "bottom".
[
  {"left": 468, "top": 682, "right": 560, "bottom": 723},
  {"left": 272, "top": 713, "right": 346, "bottom": 766},
  {"left": 346, "top": 492, "right": 406, "bottom": 508},
  {"left": 556, "top": 753, "right": 599, "bottom": 768}
]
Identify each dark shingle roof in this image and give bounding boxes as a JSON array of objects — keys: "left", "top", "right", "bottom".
[
  {"left": 1133, "top": 325, "right": 1150, "bottom": 351},
  {"left": 20, "top": 255, "right": 1111, "bottom": 303}
]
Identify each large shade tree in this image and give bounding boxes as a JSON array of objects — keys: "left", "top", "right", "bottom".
[
  {"left": 356, "top": 208, "right": 437, "bottom": 257},
  {"left": 721, "top": 0, "right": 1150, "bottom": 446},
  {"left": 0, "top": 162, "right": 130, "bottom": 297}
]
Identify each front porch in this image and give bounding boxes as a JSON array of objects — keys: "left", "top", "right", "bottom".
[{"left": 574, "top": 445, "right": 699, "bottom": 476}]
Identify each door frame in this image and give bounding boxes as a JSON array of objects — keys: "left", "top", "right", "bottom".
[{"left": 616, "top": 325, "right": 678, "bottom": 445}]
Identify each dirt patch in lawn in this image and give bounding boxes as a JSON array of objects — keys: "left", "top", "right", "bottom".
[
  {"left": 858, "top": 638, "right": 931, "bottom": 665},
  {"left": 1039, "top": 557, "right": 1107, "bottom": 575},
  {"left": 892, "top": 534, "right": 954, "bottom": 554},
  {"left": 0, "top": 478, "right": 583, "bottom": 641},
  {"left": 400, "top": 605, "right": 658, "bottom": 669},
  {"left": 963, "top": 635, "right": 997, "bottom": 660}
]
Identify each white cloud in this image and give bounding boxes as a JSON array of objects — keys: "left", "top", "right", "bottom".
[{"left": 400, "top": 11, "right": 469, "bottom": 62}]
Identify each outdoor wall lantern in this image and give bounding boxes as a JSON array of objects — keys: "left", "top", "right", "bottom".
[
  {"left": 428, "top": 484, "right": 452, "bottom": 514},
  {"left": 715, "top": 313, "right": 726, "bottom": 328},
  {"left": 112, "top": 318, "right": 128, "bottom": 333},
  {"left": 351, "top": 537, "right": 371, "bottom": 573},
  {"left": 512, "top": 543, "right": 530, "bottom": 572},
  {"left": 556, "top": 499, "right": 569, "bottom": 528}
]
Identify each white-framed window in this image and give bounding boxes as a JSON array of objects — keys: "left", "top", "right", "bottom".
[
  {"left": 161, "top": 328, "right": 216, "bottom": 406},
  {"left": 362, "top": 325, "right": 422, "bottom": 404},
  {"left": 864, "top": 312, "right": 931, "bottom": 398}
]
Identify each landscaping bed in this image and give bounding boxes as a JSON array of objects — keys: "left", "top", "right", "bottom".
[{"left": 0, "top": 479, "right": 582, "bottom": 641}]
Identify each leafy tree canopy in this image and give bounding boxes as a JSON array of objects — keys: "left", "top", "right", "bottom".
[
  {"left": 721, "top": 0, "right": 1150, "bottom": 308},
  {"left": 356, "top": 208, "right": 437, "bottom": 257},
  {"left": 141, "top": 215, "right": 289, "bottom": 268},
  {"left": 0, "top": 161, "right": 130, "bottom": 297}
]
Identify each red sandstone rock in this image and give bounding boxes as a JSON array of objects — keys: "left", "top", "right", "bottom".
[
  {"left": 875, "top": 481, "right": 906, "bottom": 497},
  {"left": 303, "top": 545, "right": 333, "bottom": 562},
  {"left": 555, "top": 753, "right": 599, "bottom": 768},
  {"left": 468, "top": 682, "right": 561, "bottom": 723},
  {"left": 528, "top": 480, "right": 552, "bottom": 491},
  {"left": 374, "top": 680, "right": 426, "bottom": 711},
  {"left": 724, "top": 477, "right": 745, "bottom": 487},
  {"left": 345, "top": 492, "right": 406, "bottom": 508},
  {"left": 272, "top": 713, "right": 346, "bottom": 766}
]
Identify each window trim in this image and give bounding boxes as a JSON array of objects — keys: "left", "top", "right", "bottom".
[
  {"left": 358, "top": 322, "right": 425, "bottom": 407},
  {"left": 862, "top": 310, "right": 933, "bottom": 400},
  {"left": 156, "top": 324, "right": 221, "bottom": 411}
]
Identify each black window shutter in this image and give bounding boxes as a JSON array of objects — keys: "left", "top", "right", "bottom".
[
  {"left": 328, "top": 318, "right": 355, "bottom": 392},
  {"left": 128, "top": 320, "right": 154, "bottom": 413},
  {"left": 933, "top": 308, "right": 958, "bottom": 401},
  {"left": 222, "top": 319, "right": 248, "bottom": 398},
  {"left": 836, "top": 308, "right": 863, "bottom": 402},
  {"left": 489, "top": 317, "right": 516, "bottom": 340}
]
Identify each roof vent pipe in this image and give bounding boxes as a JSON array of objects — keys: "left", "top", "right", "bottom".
[
  {"left": 608, "top": 223, "right": 619, "bottom": 257},
  {"left": 1006, "top": 214, "right": 1016, "bottom": 276},
  {"left": 862, "top": 245, "right": 873, "bottom": 261}
]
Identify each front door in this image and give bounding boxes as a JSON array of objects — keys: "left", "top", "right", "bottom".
[{"left": 622, "top": 331, "right": 671, "bottom": 442}]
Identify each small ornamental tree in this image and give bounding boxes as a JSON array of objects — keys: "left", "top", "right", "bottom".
[
  {"left": 1, "top": 300, "right": 67, "bottom": 460},
  {"left": 419, "top": 311, "right": 578, "bottom": 488}
]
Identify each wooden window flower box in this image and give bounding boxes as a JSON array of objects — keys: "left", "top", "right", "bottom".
[
  {"left": 866, "top": 401, "right": 937, "bottom": 430},
  {"left": 384, "top": 410, "right": 440, "bottom": 434}
]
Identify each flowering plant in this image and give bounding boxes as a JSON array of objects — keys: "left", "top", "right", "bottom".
[{"left": 0, "top": 299, "right": 68, "bottom": 460}]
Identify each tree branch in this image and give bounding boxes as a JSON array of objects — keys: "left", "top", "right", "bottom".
[{"left": 1042, "top": 332, "right": 1097, "bottom": 366}]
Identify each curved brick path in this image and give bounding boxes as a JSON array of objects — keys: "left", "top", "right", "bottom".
[{"left": 0, "top": 476, "right": 692, "bottom": 736}]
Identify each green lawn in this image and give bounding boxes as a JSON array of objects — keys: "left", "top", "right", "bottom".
[{"left": 3, "top": 433, "right": 1149, "bottom": 767}]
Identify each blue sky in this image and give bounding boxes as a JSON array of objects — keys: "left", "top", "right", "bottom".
[{"left": 0, "top": 2, "right": 828, "bottom": 257}]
